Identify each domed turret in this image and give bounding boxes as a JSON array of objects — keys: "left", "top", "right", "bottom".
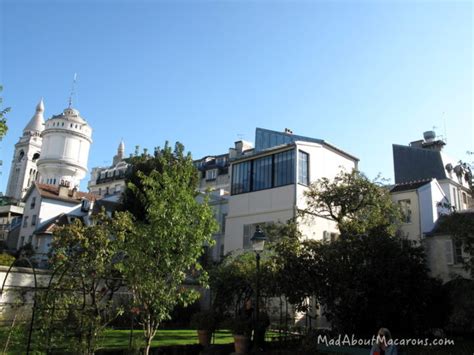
[
  {"left": 37, "top": 106, "right": 93, "bottom": 188},
  {"left": 23, "top": 99, "right": 45, "bottom": 134}
]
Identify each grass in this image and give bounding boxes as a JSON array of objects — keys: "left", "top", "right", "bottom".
[
  {"left": 1, "top": 327, "right": 277, "bottom": 353},
  {"left": 98, "top": 328, "right": 236, "bottom": 349}
]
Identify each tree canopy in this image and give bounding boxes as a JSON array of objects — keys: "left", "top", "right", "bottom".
[
  {"left": 119, "top": 142, "right": 218, "bottom": 354},
  {"left": 303, "top": 169, "right": 401, "bottom": 236},
  {"left": 0, "top": 85, "right": 10, "bottom": 139}
]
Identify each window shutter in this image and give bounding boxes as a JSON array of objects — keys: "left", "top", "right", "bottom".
[{"left": 444, "top": 240, "right": 454, "bottom": 265}]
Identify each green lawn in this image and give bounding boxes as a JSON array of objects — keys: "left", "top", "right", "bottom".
[
  {"left": 99, "top": 328, "right": 235, "bottom": 349},
  {"left": 0, "top": 328, "right": 248, "bottom": 353}
]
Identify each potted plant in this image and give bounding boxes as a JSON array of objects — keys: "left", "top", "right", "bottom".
[
  {"left": 223, "top": 316, "right": 252, "bottom": 354},
  {"left": 190, "top": 310, "right": 217, "bottom": 347}
]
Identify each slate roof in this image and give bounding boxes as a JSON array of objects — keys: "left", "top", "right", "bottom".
[
  {"left": 390, "top": 179, "right": 433, "bottom": 193},
  {"left": 393, "top": 144, "right": 447, "bottom": 184},
  {"left": 92, "top": 199, "right": 122, "bottom": 215},
  {"left": 34, "top": 213, "right": 68, "bottom": 235}
]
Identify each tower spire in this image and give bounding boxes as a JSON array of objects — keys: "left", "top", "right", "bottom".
[{"left": 68, "top": 73, "right": 77, "bottom": 108}]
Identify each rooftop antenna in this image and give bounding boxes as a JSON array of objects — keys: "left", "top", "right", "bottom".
[
  {"left": 443, "top": 112, "right": 447, "bottom": 145},
  {"left": 68, "top": 73, "right": 77, "bottom": 108}
]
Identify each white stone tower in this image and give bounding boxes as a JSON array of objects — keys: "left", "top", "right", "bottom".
[
  {"left": 5, "top": 100, "right": 45, "bottom": 201},
  {"left": 112, "top": 139, "right": 125, "bottom": 165},
  {"left": 36, "top": 106, "right": 92, "bottom": 189}
]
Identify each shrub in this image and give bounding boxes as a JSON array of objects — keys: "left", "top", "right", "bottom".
[{"left": 0, "top": 253, "right": 15, "bottom": 266}]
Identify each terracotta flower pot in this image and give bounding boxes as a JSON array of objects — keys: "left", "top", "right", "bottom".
[
  {"left": 197, "top": 329, "right": 212, "bottom": 347},
  {"left": 233, "top": 334, "right": 250, "bottom": 354}
]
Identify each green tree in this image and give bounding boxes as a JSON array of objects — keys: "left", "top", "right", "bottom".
[
  {"left": 0, "top": 85, "right": 9, "bottom": 139},
  {"left": 209, "top": 250, "right": 278, "bottom": 316},
  {"left": 303, "top": 169, "right": 401, "bottom": 235},
  {"left": 35, "top": 211, "right": 133, "bottom": 354},
  {"left": 266, "top": 220, "right": 315, "bottom": 312},
  {"left": 120, "top": 142, "right": 218, "bottom": 355},
  {"left": 295, "top": 232, "right": 443, "bottom": 336}
]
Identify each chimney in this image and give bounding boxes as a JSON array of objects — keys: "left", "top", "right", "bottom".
[{"left": 58, "top": 185, "right": 69, "bottom": 198}]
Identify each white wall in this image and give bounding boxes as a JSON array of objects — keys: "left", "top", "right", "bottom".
[
  {"left": 391, "top": 190, "right": 420, "bottom": 241},
  {"left": 225, "top": 185, "right": 295, "bottom": 253},
  {"left": 225, "top": 142, "right": 358, "bottom": 252},
  {"left": 425, "top": 235, "right": 470, "bottom": 282},
  {"left": 295, "top": 142, "right": 357, "bottom": 241}
]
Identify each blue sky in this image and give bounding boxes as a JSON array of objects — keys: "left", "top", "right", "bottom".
[{"left": 0, "top": 0, "right": 472, "bottom": 192}]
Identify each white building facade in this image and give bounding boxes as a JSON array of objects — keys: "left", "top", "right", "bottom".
[
  {"left": 88, "top": 140, "right": 129, "bottom": 198},
  {"left": 225, "top": 128, "right": 358, "bottom": 253},
  {"left": 391, "top": 130, "right": 473, "bottom": 282}
]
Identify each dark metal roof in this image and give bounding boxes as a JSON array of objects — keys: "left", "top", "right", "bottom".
[
  {"left": 92, "top": 199, "right": 121, "bottom": 215},
  {"left": 390, "top": 179, "right": 432, "bottom": 193},
  {"left": 255, "top": 128, "right": 359, "bottom": 161},
  {"left": 393, "top": 144, "right": 447, "bottom": 184}
]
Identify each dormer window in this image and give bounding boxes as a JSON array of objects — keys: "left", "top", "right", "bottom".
[
  {"left": 81, "top": 199, "right": 91, "bottom": 212},
  {"left": 206, "top": 169, "right": 218, "bottom": 181},
  {"left": 216, "top": 157, "right": 227, "bottom": 166}
]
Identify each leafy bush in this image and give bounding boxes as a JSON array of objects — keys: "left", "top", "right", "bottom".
[{"left": 0, "top": 253, "right": 15, "bottom": 266}]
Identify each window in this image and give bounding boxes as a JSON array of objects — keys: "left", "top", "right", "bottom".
[
  {"left": 444, "top": 240, "right": 454, "bottom": 265},
  {"left": 20, "top": 236, "right": 25, "bottom": 247},
  {"left": 31, "top": 215, "right": 37, "bottom": 226},
  {"left": 452, "top": 188, "right": 457, "bottom": 210},
  {"left": 98, "top": 188, "right": 102, "bottom": 196},
  {"left": 298, "top": 151, "right": 309, "bottom": 185},
  {"left": 220, "top": 244, "right": 225, "bottom": 258},
  {"left": 216, "top": 157, "right": 227, "bottom": 166},
  {"left": 398, "top": 199, "right": 412, "bottom": 223},
  {"left": 322, "top": 231, "right": 329, "bottom": 242},
  {"left": 205, "top": 169, "right": 218, "bottom": 181},
  {"left": 274, "top": 150, "right": 295, "bottom": 187},
  {"left": 231, "top": 161, "right": 251, "bottom": 194},
  {"left": 106, "top": 186, "right": 110, "bottom": 195},
  {"left": 253, "top": 156, "right": 272, "bottom": 191},
  {"left": 231, "top": 149, "right": 295, "bottom": 195},
  {"left": 221, "top": 213, "right": 227, "bottom": 234},
  {"left": 454, "top": 240, "right": 463, "bottom": 264},
  {"left": 462, "top": 192, "right": 467, "bottom": 205},
  {"left": 23, "top": 216, "right": 29, "bottom": 228},
  {"left": 243, "top": 224, "right": 252, "bottom": 249},
  {"left": 30, "top": 197, "right": 36, "bottom": 209}
]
